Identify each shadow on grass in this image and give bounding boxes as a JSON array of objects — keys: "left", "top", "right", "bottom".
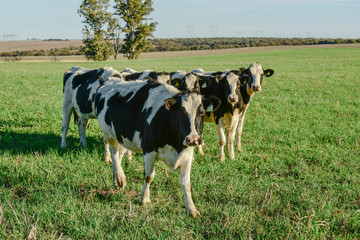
[{"left": 0, "top": 129, "right": 102, "bottom": 155}]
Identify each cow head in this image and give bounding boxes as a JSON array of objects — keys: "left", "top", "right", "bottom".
[
  {"left": 240, "top": 63, "right": 274, "bottom": 92},
  {"left": 154, "top": 72, "right": 171, "bottom": 85},
  {"left": 165, "top": 93, "right": 220, "bottom": 147},
  {"left": 216, "top": 72, "right": 244, "bottom": 105}
]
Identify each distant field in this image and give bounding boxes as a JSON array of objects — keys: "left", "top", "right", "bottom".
[{"left": 0, "top": 48, "right": 359, "bottom": 239}]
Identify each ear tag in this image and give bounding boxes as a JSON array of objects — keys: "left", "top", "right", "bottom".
[
  {"left": 266, "top": 72, "right": 271, "bottom": 76},
  {"left": 201, "top": 83, "right": 207, "bottom": 88},
  {"left": 175, "top": 82, "right": 179, "bottom": 87}
]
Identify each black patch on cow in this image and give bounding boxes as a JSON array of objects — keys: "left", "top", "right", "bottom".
[
  {"left": 95, "top": 94, "right": 105, "bottom": 116},
  {"left": 74, "top": 69, "right": 104, "bottom": 114},
  {"left": 124, "top": 72, "right": 143, "bottom": 81},
  {"left": 240, "top": 84, "right": 251, "bottom": 104},
  {"left": 63, "top": 71, "right": 73, "bottom": 92}
]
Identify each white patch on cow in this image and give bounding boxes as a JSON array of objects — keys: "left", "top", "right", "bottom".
[
  {"left": 171, "top": 70, "right": 187, "bottom": 79},
  {"left": 121, "top": 131, "right": 142, "bottom": 153},
  {"left": 184, "top": 73, "right": 197, "bottom": 91},
  {"left": 182, "top": 93, "right": 202, "bottom": 145},
  {"left": 122, "top": 67, "right": 137, "bottom": 73},
  {"left": 139, "top": 70, "right": 154, "bottom": 80},
  {"left": 156, "top": 74, "right": 170, "bottom": 85},
  {"left": 225, "top": 72, "right": 240, "bottom": 103},
  {"left": 249, "top": 62, "right": 264, "bottom": 91},
  {"left": 143, "top": 84, "right": 180, "bottom": 124},
  {"left": 157, "top": 145, "right": 194, "bottom": 170}
]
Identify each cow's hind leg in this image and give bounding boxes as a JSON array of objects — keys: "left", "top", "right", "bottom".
[
  {"left": 61, "top": 104, "right": 72, "bottom": 149},
  {"left": 108, "top": 139, "right": 127, "bottom": 188},
  {"left": 78, "top": 116, "right": 90, "bottom": 148},
  {"left": 140, "top": 152, "right": 156, "bottom": 205},
  {"left": 215, "top": 123, "right": 226, "bottom": 162}
]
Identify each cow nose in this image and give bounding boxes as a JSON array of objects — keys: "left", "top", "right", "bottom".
[
  {"left": 186, "top": 135, "right": 200, "bottom": 146},
  {"left": 252, "top": 86, "right": 261, "bottom": 92},
  {"left": 228, "top": 95, "right": 238, "bottom": 103}
]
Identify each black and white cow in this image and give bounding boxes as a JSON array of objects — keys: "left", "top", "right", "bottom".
[
  {"left": 95, "top": 79, "right": 220, "bottom": 217},
  {"left": 194, "top": 63, "right": 274, "bottom": 160},
  {"left": 61, "top": 66, "right": 123, "bottom": 158},
  {"left": 194, "top": 71, "right": 245, "bottom": 160},
  {"left": 121, "top": 69, "right": 171, "bottom": 85},
  {"left": 235, "top": 62, "right": 274, "bottom": 151}
]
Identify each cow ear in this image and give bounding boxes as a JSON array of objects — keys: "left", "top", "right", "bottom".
[
  {"left": 215, "top": 75, "right": 222, "bottom": 83},
  {"left": 264, "top": 69, "right": 274, "bottom": 77},
  {"left": 171, "top": 78, "right": 183, "bottom": 88},
  {"left": 239, "top": 67, "right": 246, "bottom": 73},
  {"left": 199, "top": 77, "right": 211, "bottom": 89},
  {"left": 165, "top": 98, "right": 180, "bottom": 111},
  {"left": 202, "top": 96, "right": 221, "bottom": 112}
]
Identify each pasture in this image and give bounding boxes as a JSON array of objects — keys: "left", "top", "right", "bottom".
[{"left": 0, "top": 47, "right": 359, "bottom": 239}]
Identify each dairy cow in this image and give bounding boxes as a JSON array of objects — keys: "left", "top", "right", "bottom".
[
  {"left": 95, "top": 80, "right": 220, "bottom": 217},
  {"left": 195, "top": 71, "right": 245, "bottom": 160},
  {"left": 61, "top": 66, "right": 123, "bottom": 155},
  {"left": 194, "top": 63, "right": 274, "bottom": 160},
  {"left": 235, "top": 62, "right": 274, "bottom": 151}
]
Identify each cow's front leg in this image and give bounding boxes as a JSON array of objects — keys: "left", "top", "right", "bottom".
[
  {"left": 108, "top": 139, "right": 127, "bottom": 188},
  {"left": 197, "top": 144, "right": 205, "bottom": 155},
  {"left": 215, "top": 123, "right": 226, "bottom": 162},
  {"left": 236, "top": 114, "right": 246, "bottom": 152},
  {"left": 227, "top": 109, "right": 240, "bottom": 159},
  {"left": 104, "top": 140, "right": 111, "bottom": 163},
  {"left": 140, "top": 152, "right": 156, "bottom": 205},
  {"left": 78, "top": 116, "right": 90, "bottom": 148},
  {"left": 180, "top": 149, "right": 200, "bottom": 217}
]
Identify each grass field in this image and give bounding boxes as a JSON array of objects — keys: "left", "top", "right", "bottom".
[{"left": 0, "top": 48, "right": 359, "bottom": 239}]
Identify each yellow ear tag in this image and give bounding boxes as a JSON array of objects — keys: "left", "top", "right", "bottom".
[
  {"left": 175, "top": 82, "right": 179, "bottom": 87},
  {"left": 266, "top": 72, "right": 271, "bottom": 76}
]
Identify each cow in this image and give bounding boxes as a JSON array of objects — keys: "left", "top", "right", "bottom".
[
  {"left": 95, "top": 79, "right": 220, "bottom": 217},
  {"left": 235, "top": 62, "right": 274, "bottom": 151},
  {"left": 121, "top": 69, "right": 171, "bottom": 85},
  {"left": 194, "top": 71, "right": 245, "bottom": 160},
  {"left": 60, "top": 66, "right": 123, "bottom": 161},
  {"left": 193, "top": 63, "right": 274, "bottom": 160}
]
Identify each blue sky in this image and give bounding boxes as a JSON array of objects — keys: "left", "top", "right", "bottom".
[{"left": 1, "top": 0, "right": 359, "bottom": 40}]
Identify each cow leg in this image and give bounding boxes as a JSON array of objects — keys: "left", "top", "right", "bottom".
[
  {"left": 197, "top": 144, "right": 205, "bottom": 155},
  {"left": 108, "top": 139, "right": 127, "bottom": 188},
  {"left": 126, "top": 150, "right": 133, "bottom": 160},
  {"left": 140, "top": 152, "right": 156, "bottom": 205},
  {"left": 60, "top": 103, "right": 72, "bottom": 149},
  {"left": 104, "top": 140, "right": 111, "bottom": 164},
  {"left": 227, "top": 109, "right": 240, "bottom": 159},
  {"left": 78, "top": 116, "right": 89, "bottom": 148},
  {"left": 236, "top": 106, "right": 248, "bottom": 152},
  {"left": 180, "top": 148, "right": 200, "bottom": 217},
  {"left": 215, "top": 123, "right": 226, "bottom": 162}
]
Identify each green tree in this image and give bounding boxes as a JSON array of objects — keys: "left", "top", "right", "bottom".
[
  {"left": 114, "top": 0, "right": 157, "bottom": 60},
  {"left": 78, "top": 0, "right": 116, "bottom": 61}
]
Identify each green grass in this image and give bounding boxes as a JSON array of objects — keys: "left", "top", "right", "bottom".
[{"left": 1, "top": 48, "right": 359, "bottom": 239}]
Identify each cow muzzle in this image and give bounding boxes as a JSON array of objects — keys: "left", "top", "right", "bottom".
[
  {"left": 185, "top": 135, "right": 200, "bottom": 146},
  {"left": 228, "top": 95, "right": 238, "bottom": 103},
  {"left": 252, "top": 85, "right": 261, "bottom": 92}
]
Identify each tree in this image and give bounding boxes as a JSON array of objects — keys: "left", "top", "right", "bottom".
[
  {"left": 114, "top": 0, "right": 157, "bottom": 60},
  {"left": 78, "top": 0, "right": 116, "bottom": 61}
]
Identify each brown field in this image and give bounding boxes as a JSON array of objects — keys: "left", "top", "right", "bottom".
[{"left": 0, "top": 39, "right": 359, "bottom": 62}]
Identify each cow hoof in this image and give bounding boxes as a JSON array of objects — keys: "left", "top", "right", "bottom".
[
  {"left": 140, "top": 198, "right": 151, "bottom": 205},
  {"left": 105, "top": 158, "right": 112, "bottom": 164},
  {"left": 115, "top": 178, "right": 126, "bottom": 189},
  {"left": 220, "top": 155, "right": 225, "bottom": 162},
  {"left": 188, "top": 209, "right": 201, "bottom": 218}
]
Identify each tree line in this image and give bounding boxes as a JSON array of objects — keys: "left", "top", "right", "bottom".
[{"left": 1, "top": 37, "right": 359, "bottom": 60}]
